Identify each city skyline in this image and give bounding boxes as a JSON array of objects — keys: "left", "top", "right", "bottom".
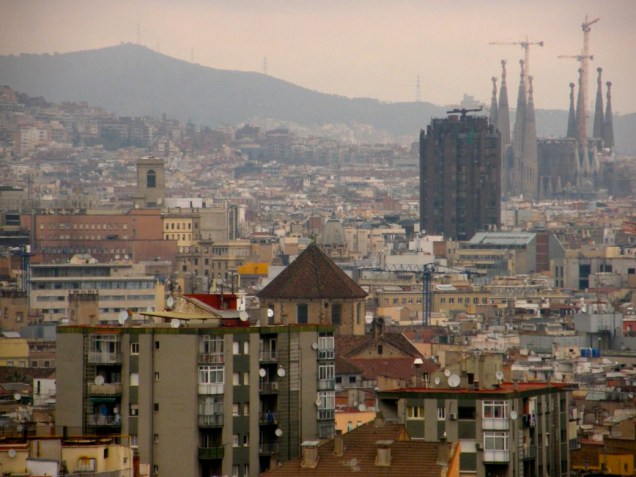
[{"left": 1, "top": 0, "right": 635, "bottom": 113}]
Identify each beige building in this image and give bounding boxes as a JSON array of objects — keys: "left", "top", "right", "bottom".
[{"left": 55, "top": 299, "right": 336, "bottom": 477}]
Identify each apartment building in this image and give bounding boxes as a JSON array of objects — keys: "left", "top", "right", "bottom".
[
  {"left": 55, "top": 303, "right": 336, "bottom": 477},
  {"left": 29, "top": 257, "right": 160, "bottom": 323},
  {"left": 378, "top": 380, "right": 576, "bottom": 477}
]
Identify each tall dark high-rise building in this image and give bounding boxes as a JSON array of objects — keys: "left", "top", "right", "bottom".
[{"left": 419, "top": 112, "right": 501, "bottom": 241}]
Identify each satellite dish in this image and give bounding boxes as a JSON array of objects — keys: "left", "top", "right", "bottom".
[
  {"left": 277, "top": 367, "right": 286, "bottom": 377},
  {"left": 311, "top": 342, "right": 319, "bottom": 350},
  {"left": 434, "top": 377, "right": 441, "bottom": 385},
  {"left": 267, "top": 308, "right": 274, "bottom": 318},
  {"left": 170, "top": 318, "right": 181, "bottom": 328},
  {"left": 358, "top": 403, "right": 366, "bottom": 412},
  {"left": 118, "top": 310, "right": 128, "bottom": 325},
  {"left": 16, "top": 424, "right": 23, "bottom": 432},
  {"left": 115, "top": 254, "right": 120, "bottom": 260},
  {"left": 166, "top": 296, "right": 174, "bottom": 309},
  {"left": 8, "top": 449, "right": 16, "bottom": 458},
  {"left": 448, "top": 374, "right": 460, "bottom": 388},
  {"left": 444, "top": 369, "right": 451, "bottom": 377},
  {"left": 510, "top": 410, "right": 518, "bottom": 420},
  {"left": 95, "top": 375, "right": 105, "bottom": 385},
  {"left": 275, "top": 428, "right": 283, "bottom": 437},
  {"left": 14, "top": 393, "right": 22, "bottom": 401},
  {"left": 496, "top": 371, "right": 504, "bottom": 381},
  {"left": 315, "top": 398, "right": 321, "bottom": 406},
  {"left": 364, "top": 312, "right": 373, "bottom": 324},
  {"left": 259, "top": 368, "right": 266, "bottom": 378},
  {"left": 239, "top": 311, "right": 249, "bottom": 322}
]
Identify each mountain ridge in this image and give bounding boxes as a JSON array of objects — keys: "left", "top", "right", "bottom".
[{"left": 1, "top": 43, "right": 634, "bottom": 152}]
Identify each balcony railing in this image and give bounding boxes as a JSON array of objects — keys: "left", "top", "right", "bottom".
[
  {"left": 88, "top": 383, "right": 122, "bottom": 396},
  {"left": 259, "top": 381, "right": 279, "bottom": 393},
  {"left": 198, "top": 414, "right": 224, "bottom": 427},
  {"left": 198, "top": 383, "right": 224, "bottom": 395},
  {"left": 259, "top": 350, "right": 278, "bottom": 362},
  {"left": 318, "top": 349, "right": 335, "bottom": 360},
  {"left": 483, "top": 450, "right": 510, "bottom": 463},
  {"left": 482, "top": 418, "right": 510, "bottom": 430},
  {"left": 87, "top": 414, "right": 122, "bottom": 427},
  {"left": 198, "top": 446, "right": 224, "bottom": 460},
  {"left": 317, "top": 409, "right": 334, "bottom": 420},
  {"left": 259, "top": 443, "right": 280, "bottom": 455},
  {"left": 318, "top": 379, "right": 335, "bottom": 390},
  {"left": 259, "top": 412, "right": 278, "bottom": 425},
  {"left": 568, "top": 439, "right": 581, "bottom": 451},
  {"left": 522, "top": 445, "right": 537, "bottom": 460},
  {"left": 199, "top": 353, "right": 224, "bottom": 364},
  {"left": 88, "top": 351, "right": 121, "bottom": 364}
]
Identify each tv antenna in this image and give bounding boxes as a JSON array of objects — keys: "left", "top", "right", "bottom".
[{"left": 446, "top": 107, "right": 483, "bottom": 119}]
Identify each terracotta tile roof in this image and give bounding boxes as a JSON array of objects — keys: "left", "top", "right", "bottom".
[
  {"left": 349, "top": 357, "right": 438, "bottom": 381},
  {"left": 261, "top": 420, "right": 456, "bottom": 477},
  {"left": 335, "top": 355, "right": 363, "bottom": 375},
  {"left": 257, "top": 243, "right": 367, "bottom": 300}
]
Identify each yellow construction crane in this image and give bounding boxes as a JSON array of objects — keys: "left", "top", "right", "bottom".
[{"left": 489, "top": 35, "right": 544, "bottom": 88}]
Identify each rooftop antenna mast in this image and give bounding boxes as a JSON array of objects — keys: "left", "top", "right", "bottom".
[
  {"left": 558, "top": 15, "right": 600, "bottom": 144},
  {"left": 490, "top": 35, "right": 544, "bottom": 90}
]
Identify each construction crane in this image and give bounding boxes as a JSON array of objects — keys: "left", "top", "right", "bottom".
[
  {"left": 386, "top": 264, "right": 481, "bottom": 327},
  {"left": 558, "top": 16, "right": 600, "bottom": 143},
  {"left": 490, "top": 35, "right": 544, "bottom": 89}
]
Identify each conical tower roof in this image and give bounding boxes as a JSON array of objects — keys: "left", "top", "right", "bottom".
[
  {"left": 523, "top": 76, "right": 538, "bottom": 199},
  {"left": 257, "top": 243, "right": 367, "bottom": 300},
  {"left": 489, "top": 76, "right": 498, "bottom": 127},
  {"left": 593, "top": 67, "right": 604, "bottom": 140},
  {"left": 567, "top": 82, "right": 577, "bottom": 138},
  {"left": 575, "top": 68, "right": 587, "bottom": 146},
  {"left": 604, "top": 81, "right": 615, "bottom": 150},
  {"left": 512, "top": 60, "right": 527, "bottom": 196},
  {"left": 497, "top": 60, "right": 511, "bottom": 145}
]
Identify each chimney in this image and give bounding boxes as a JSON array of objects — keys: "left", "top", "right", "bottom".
[
  {"left": 436, "top": 441, "right": 451, "bottom": 465},
  {"left": 375, "top": 440, "right": 393, "bottom": 467},
  {"left": 301, "top": 441, "right": 320, "bottom": 469},
  {"left": 333, "top": 430, "right": 344, "bottom": 456}
]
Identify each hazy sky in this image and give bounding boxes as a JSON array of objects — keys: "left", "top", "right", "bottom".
[{"left": 2, "top": 0, "right": 635, "bottom": 113}]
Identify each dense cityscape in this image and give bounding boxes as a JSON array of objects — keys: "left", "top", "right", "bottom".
[{"left": 1, "top": 4, "right": 636, "bottom": 477}]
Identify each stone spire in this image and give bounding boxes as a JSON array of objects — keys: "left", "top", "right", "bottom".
[
  {"left": 567, "top": 82, "right": 577, "bottom": 138},
  {"left": 593, "top": 67, "right": 604, "bottom": 140},
  {"left": 497, "top": 60, "right": 511, "bottom": 146},
  {"left": 490, "top": 76, "right": 498, "bottom": 127},
  {"left": 512, "top": 60, "right": 527, "bottom": 197},
  {"left": 604, "top": 81, "right": 615, "bottom": 150},
  {"left": 523, "top": 76, "right": 538, "bottom": 200},
  {"left": 575, "top": 68, "right": 587, "bottom": 148}
]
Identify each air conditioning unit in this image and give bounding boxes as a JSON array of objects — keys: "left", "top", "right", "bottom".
[
  {"left": 475, "top": 443, "right": 483, "bottom": 450},
  {"left": 271, "top": 382, "right": 278, "bottom": 390},
  {"left": 449, "top": 413, "right": 457, "bottom": 420}
]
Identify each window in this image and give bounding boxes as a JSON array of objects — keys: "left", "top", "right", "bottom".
[
  {"left": 233, "top": 403, "right": 239, "bottom": 416},
  {"left": 200, "top": 336, "right": 224, "bottom": 362},
  {"left": 147, "top": 170, "right": 156, "bottom": 188},
  {"left": 243, "top": 434, "right": 249, "bottom": 447},
  {"left": 199, "top": 365, "right": 224, "bottom": 385},
  {"left": 232, "top": 434, "right": 239, "bottom": 447},
  {"left": 331, "top": 304, "right": 342, "bottom": 325},
  {"left": 243, "top": 341, "right": 249, "bottom": 354},
  {"left": 154, "top": 372, "right": 160, "bottom": 382},
  {"left": 243, "top": 372, "right": 249, "bottom": 385},
  {"left": 130, "top": 434, "right": 138, "bottom": 447},
  {"left": 153, "top": 433, "right": 159, "bottom": 443},
  {"left": 297, "top": 303, "right": 308, "bottom": 324},
  {"left": 437, "top": 406, "right": 446, "bottom": 420},
  {"left": 129, "top": 373, "right": 139, "bottom": 386},
  {"left": 407, "top": 405, "right": 424, "bottom": 419},
  {"left": 483, "top": 401, "right": 509, "bottom": 419},
  {"left": 130, "top": 404, "right": 138, "bottom": 416},
  {"left": 233, "top": 342, "right": 240, "bottom": 355},
  {"left": 130, "top": 342, "right": 139, "bottom": 354},
  {"left": 233, "top": 373, "right": 240, "bottom": 386},
  {"left": 154, "top": 403, "right": 159, "bottom": 412},
  {"left": 243, "top": 403, "right": 249, "bottom": 416},
  {"left": 484, "top": 431, "right": 509, "bottom": 451},
  {"left": 154, "top": 340, "right": 160, "bottom": 350}
]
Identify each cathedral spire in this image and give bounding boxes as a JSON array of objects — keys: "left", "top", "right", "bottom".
[
  {"left": 497, "top": 60, "right": 511, "bottom": 145},
  {"left": 512, "top": 59, "right": 527, "bottom": 197},
  {"left": 567, "top": 82, "right": 577, "bottom": 138},
  {"left": 490, "top": 76, "right": 498, "bottom": 127},
  {"left": 524, "top": 76, "right": 538, "bottom": 199},
  {"left": 575, "top": 68, "right": 587, "bottom": 147},
  {"left": 604, "top": 81, "right": 615, "bottom": 150},
  {"left": 593, "top": 67, "right": 604, "bottom": 140}
]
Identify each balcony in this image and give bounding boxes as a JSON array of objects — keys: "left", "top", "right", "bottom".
[
  {"left": 259, "top": 443, "right": 280, "bottom": 455},
  {"left": 88, "top": 383, "right": 122, "bottom": 396},
  {"left": 87, "top": 414, "right": 122, "bottom": 427},
  {"left": 483, "top": 450, "right": 510, "bottom": 463},
  {"left": 482, "top": 418, "right": 510, "bottom": 430},
  {"left": 198, "top": 446, "right": 224, "bottom": 460},
  {"left": 199, "top": 353, "right": 224, "bottom": 364},
  {"left": 318, "top": 378, "right": 335, "bottom": 391},
  {"left": 522, "top": 445, "right": 537, "bottom": 460},
  {"left": 259, "top": 350, "right": 278, "bottom": 362},
  {"left": 259, "top": 381, "right": 279, "bottom": 393},
  {"left": 88, "top": 351, "right": 121, "bottom": 364},
  {"left": 199, "top": 383, "right": 224, "bottom": 395},
  {"left": 259, "top": 412, "right": 278, "bottom": 425},
  {"left": 317, "top": 409, "right": 334, "bottom": 420},
  {"left": 198, "top": 414, "right": 224, "bottom": 427},
  {"left": 318, "top": 349, "right": 335, "bottom": 360}
]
